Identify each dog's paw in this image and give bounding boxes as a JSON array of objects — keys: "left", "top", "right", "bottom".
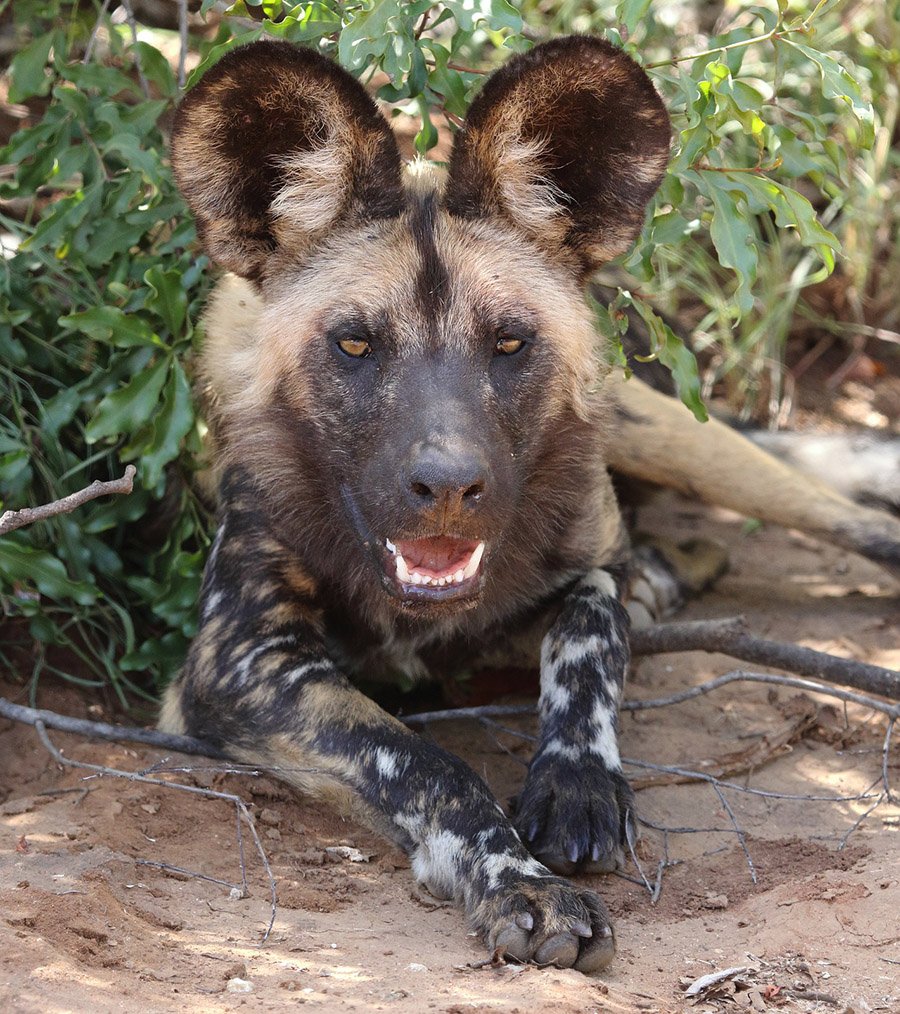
[
  {"left": 475, "top": 875, "right": 615, "bottom": 973},
  {"left": 514, "top": 752, "right": 635, "bottom": 875}
]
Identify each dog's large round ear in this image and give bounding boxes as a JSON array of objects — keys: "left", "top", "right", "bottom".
[
  {"left": 444, "top": 36, "right": 670, "bottom": 277},
  {"left": 171, "top": 41, "right": 404, "bottom": 282}
]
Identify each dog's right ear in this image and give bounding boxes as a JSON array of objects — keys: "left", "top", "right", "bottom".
[{"left": 171, "top": 41, "right": 403, "bottom": 282}]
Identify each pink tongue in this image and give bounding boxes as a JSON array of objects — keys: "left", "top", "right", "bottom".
[{"left": 396, "top": 537, "right": 476, "bottom": 578}]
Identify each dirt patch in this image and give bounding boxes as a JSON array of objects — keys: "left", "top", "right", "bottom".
[{"left": 2, "top": 495, "right": 899, "bottom": 1014}]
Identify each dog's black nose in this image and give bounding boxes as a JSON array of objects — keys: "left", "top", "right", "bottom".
[{"left": 405, "top": 442, "right": 488, "bottom": 514}]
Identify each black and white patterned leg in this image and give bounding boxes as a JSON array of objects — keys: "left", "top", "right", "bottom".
[{"left": 515, "top": 569, "right": 634, "bottom": 874}]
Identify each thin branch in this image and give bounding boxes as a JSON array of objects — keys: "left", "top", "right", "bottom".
[
  {"left": 120, "top": 0, "right": 151, "bottom": 98},
  {"left": 83, "top": 0, "right": 113, "bottom": 65},
  {"left": 176, "top": 0, "right": 189, "bottom": 90},
  {"left": 135, "top": 858, "right": 243, "bottom": 892},
  {"left": 624, "top": 670, "right": 900, "bottom": 720},
  {"left": 32, "top": 719, "right": 277, "bottom": 943},
  {"left": 414, "top": 8, "right": 432, "bottom": 40},
  {"left": 403, "top": 669, "right": 900, "bottom": 728},
  {"left": 403, "top": 703, "right": 534, "bottom": 725},
  {"left": 883, "top": 719, "right": 897, "bottom": 803},
  {"left": 0, "top": 465, "right": 136, "bottom": 536},
  {"left": 837, "top": 793, "right": 885, "bottom": 850},
  {"left": 0, "top": 695, "right": 222, "bottom": 756},
  {"left": 630, "top": 617, "right": 900, "bottom": 701},
  {"left": 422, "top": 56, "right": 488, "bottom": 75},
  {"left": 5, "top": 665, "right": 896, "bottom": 783},
  {"left": 643, "top": 25, "right": 806, "bottom": 70},
  {"left": 709, "top": 778, "right": 757, "bottom": 883}
]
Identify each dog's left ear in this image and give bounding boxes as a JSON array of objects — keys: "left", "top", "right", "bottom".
[{"left": 444, "top": 36, "right": 670, "bottom": 276}]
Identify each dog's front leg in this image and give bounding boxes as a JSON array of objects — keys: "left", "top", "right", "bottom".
[
  {"left": 160, "top": 480, "right": 615, "bottom": 972},
  {"left": 515, "top": 569, "right": 634, "bottom": 875}
]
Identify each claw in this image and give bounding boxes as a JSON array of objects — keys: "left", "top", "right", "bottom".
[
  {"left": 535, "top": 932, "right": 579, "bottom": 968},
  {"left": 571, "top": 919, "right": 593, "bottom": 937},
  {"left": 515, "top": 911, "right": 534, "bottom": 930}
]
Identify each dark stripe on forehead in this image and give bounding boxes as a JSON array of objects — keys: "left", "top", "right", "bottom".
[{"left": 410, "top": 191, "right": 450, "bottom": 316}]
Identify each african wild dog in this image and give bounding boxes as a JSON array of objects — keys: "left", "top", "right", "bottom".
[{"left": 160, "top": 36, "right": 900, "bottom": 973}]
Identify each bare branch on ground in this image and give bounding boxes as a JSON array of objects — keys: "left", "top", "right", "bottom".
[
  {"left": 0, "top": 465, "right": 136, "bottom": 536},
  {"left": 32, "top": 719, "right": 278, "bottom": 944},
  {"left": 0, "top": 695, "right": 221, "bottom": 756},
  {"left": 629, "top": 616, "right": 899, "bottom": 701}
]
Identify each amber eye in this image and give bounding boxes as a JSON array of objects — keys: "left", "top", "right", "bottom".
[
  {"left": 338, "top": 338, "right": 372, "bottom": 358},
  {"left": 495, "top": 336, "right": 525, "bottom": 356}
]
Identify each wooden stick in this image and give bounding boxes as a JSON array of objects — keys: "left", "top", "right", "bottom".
[
  {"left": 630, "top": 616, "right": 899, "bottom": 701},
  {"left": 0, "top": 465, "right": 136, "bottom": 536}
]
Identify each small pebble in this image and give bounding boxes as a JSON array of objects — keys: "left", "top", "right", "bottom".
[
  {"left": 407, "top": 963, "right": 428, "bottom": 973},
  {"left": 225, "top": 977, "right": 254, "bottom": 993}
]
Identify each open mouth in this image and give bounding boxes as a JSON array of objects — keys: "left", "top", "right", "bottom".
[{"left": 384, "top": 536, "right": 485, "bottom": 601}]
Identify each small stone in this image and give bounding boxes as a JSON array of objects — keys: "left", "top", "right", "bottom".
[
  {"left": 226, "top": 977, "right": 254, "bottom": 994},
  {"left": 703, "top": 893, "right": 729, "bottom": 910},
  {"left": 407, "top": 963, "right": 428, "bottom": 973},
  {"left": 266, "top": 828, "right": 282, "bottom": 842},
  {"left": 228, "top": 887, "right": 245, "bottom": 901},
  {"left": 260, "top": 808, "right": 282, "bottom": 826}
]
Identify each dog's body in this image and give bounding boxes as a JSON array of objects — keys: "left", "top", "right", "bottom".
[{"left": 160, "top": 37, "right": 900, "bottom": 973}]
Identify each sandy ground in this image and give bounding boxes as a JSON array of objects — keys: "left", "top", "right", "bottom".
[{"left": 1, "top": 492, "right": 898, "bottom": 1014}]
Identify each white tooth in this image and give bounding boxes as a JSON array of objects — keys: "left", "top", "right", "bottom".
[
  {"left": 463, "top": 542, "right": 485, "bottom": 580},
  {"left": 395, "top": 553, "right": 412, "bottom": 584},
  {"left": 453, "top": 569, "right": 464, "bottom": 584},
  {"left": 410, "top": 572, "right": 422, "bottom": 585},
  {"left": 385, "top": 538, "right": 396, "bottom": 555}
]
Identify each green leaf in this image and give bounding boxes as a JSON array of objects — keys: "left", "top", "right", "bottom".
[
  {"left": 0, "top": 540, "right": 97, "bottom": 605},
  {"left": 684, "top": 170, "right": 757, "bottom": 317},
  {"left": 779, "top": 38, "right": 875, "bottom": 148},
  {"left": 628, "top": 297, "right": 708, "bottom": 422},
  {"left": 616, "top": 0, "right": 653, "bottom": 36},
  {"left": 85, "top": 356, "right": 170, "bottom": 442},
  {"left": 442, "top": 0, "right": 521, "bottom": 33},
  {"left": 144, "top": 266, "right": 188, "bottom": 337},
  {"left": 141, "top": 361, "right": 195, "bottom": 488},
  {"left": 589, "top": 293, "right": 631, "bottom": 377},
  {"left": 40, "top": 387, "right": 83, "bottom": 438},
  {"left": 60, "top": 306, "right": 162, "bottom": 348},
  {"left": 120, "top": 631, "right": 189, "bottom": 679},
  {"left": 8, "top": 32, "right": 56, "bottom": 102},
  {"left": 338, "top": 0, "right": 410, "bottom": 73},
  {"left": 727, "top": 173, "right": 841, "bottom": 272},
  {"left": 424, "top": 42, "right": 470, "bottom": 118}
]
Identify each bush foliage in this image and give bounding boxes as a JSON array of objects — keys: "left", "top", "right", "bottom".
[{"left": 0, "top": 0, "right": 891, "bottom": 699}]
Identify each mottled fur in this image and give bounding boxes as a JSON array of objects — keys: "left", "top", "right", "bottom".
[{"left": 162, "top": 36, "right": 900, "bottom": 976}]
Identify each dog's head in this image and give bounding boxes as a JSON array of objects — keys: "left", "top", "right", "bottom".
[{"left": 172, "top": 37, "right": 669, "bottom": 625}]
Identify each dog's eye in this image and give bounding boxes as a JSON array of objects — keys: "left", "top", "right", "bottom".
[
  {"left": 338, "top": 338, "right": 372, "bottom": 358},
  {"left": 495, "top": 336, "right": 525, "bottom": 356}
]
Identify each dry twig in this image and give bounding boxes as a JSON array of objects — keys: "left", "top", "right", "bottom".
[
  {"left": 0, "top": 696, "right": 221, "bottom": 756},
  {"left": 630, "top": 617, "right": 899, "bottom": 700},
  {"left": 0, "top": 465, "right": 136, "bottom": 536},
  {"left": 32, "top": 719, "right": 278, "bottom": 944},
  {"left": 120, "top": 0, "right": 151, "bottom": 97},
  {"left": 177, "top": 0, "right": 189, "bottom": 89}
]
